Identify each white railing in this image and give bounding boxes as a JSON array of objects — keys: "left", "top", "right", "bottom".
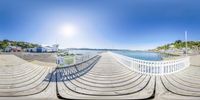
[
  {"left": 75, "top": 54, "right": 97, "bottom": 64},
  {"left": 109, "top": 52, "right": 190, "bottom": 75}
]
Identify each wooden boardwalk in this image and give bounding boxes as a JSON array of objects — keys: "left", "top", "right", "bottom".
[
  {"left": 0, "top": 53, "right": 200, "bottom": 99},
  {"left": 57, "top": 52, "right": 155, "bottom": 99},
  {"left": 0, "top": 55, "right": 57, "bottom": 100}
]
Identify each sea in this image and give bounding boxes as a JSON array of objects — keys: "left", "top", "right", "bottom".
[
  {"left": 68, "top": 49, "right": 163, "bottom": 61},
  {"left": 113, "top": 50, "right": 162, "bottom": 61}
]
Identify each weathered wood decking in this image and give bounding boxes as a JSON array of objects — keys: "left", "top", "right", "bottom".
[{"left": 0, "top": 53, "right": 200, "bottom": 99}]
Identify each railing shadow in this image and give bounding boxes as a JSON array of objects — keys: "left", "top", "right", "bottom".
[
  {"left": 56, "top": 55, "right": 100, "bottom": 82},
  {"left": 43, "top": 69, "right": 57, "bottom": 82},
  {"left": 43, "top": 55, "right": 101, "bottom": 82}
]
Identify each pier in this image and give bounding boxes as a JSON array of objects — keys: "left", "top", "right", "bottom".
[{"left": 0, "top": 52, "right": 200, "bottom": 99}]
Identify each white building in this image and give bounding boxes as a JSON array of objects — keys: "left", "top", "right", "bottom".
[
  {"left": 26, "top": 44, "right": 59, "bottom": 53},
  {"left": 44, "top": 46, "right": 53, "bottom": 52}
]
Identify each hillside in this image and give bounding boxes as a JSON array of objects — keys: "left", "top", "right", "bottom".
[
  {"left": 156, "top": 40, "right": 200, "bottom": 50},
  {"left": 0, "top": 39, "right": 40, "bottom": 49}
]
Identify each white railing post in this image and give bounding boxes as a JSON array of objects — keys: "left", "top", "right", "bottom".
[{"left": 109, "top": 52, "right": 190, "bottom": 75}]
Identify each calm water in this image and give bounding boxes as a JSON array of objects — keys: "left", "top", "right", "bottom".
[
  {"left": 113, "top": 50, "right": 163, "bottom": 61},
  {"left": 68, "top": 50, "right": 163, "bottom": 61},
  {"left": 68, "top": 50, "right": 100, "bottom": 55}
]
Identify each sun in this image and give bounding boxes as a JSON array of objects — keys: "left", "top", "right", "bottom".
[{"left": 59, "top": 24, "right": 77, "bottom": 37}]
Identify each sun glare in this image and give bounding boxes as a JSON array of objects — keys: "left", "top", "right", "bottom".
[{"left": 59, "top": 24, "right": 77, "bottom": 37}]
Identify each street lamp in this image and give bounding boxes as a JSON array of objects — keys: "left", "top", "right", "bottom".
[{"left": 185, "top": 31, "right": 188, "bottom": 56}]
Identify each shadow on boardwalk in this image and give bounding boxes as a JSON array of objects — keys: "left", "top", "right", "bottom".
[{"left": 43, "top": 56, "right": 100, "bottom": 82}]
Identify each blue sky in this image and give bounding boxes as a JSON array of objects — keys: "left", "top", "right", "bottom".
[{"left": 0, "top": 0, "right": 200, "bottom": 50}]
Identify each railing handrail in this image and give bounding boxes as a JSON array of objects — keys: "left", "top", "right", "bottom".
[{"left": 109, "top": 51, "right": 190, "bottom": 75}]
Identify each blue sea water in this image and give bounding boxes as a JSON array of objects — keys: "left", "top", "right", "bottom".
[
  {"left": 68, "top": 50, "right": 100, "bottom": 55},
  {"left": 113, "top": 50, "right": 162, "bottom": 61},
  {"left": 68, "top": 50, "right": 163, "bottom": 61}
]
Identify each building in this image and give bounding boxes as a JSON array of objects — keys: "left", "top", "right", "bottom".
[
  {"left": 44, "top": 46, "right": 52, "bottom": 52},
  {"left": 26, "top": 48, "right": 37, "bottom": 52},
  {"left": 5, "top": 46, "right": 22, "bottom": 52},
  {"left": 26, "top": 44, "right": 59, "bottom": 53},
  {"left": 36, "top": 47, "right": 47, "bottom": 53}
]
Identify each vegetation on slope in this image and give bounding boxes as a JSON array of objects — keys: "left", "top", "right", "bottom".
[
  {"left": 0, "top": 39, "right": 40, "bottom": 49},
  {"left": 157, "top": 40, "right": 200, "bottom": 50}
]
